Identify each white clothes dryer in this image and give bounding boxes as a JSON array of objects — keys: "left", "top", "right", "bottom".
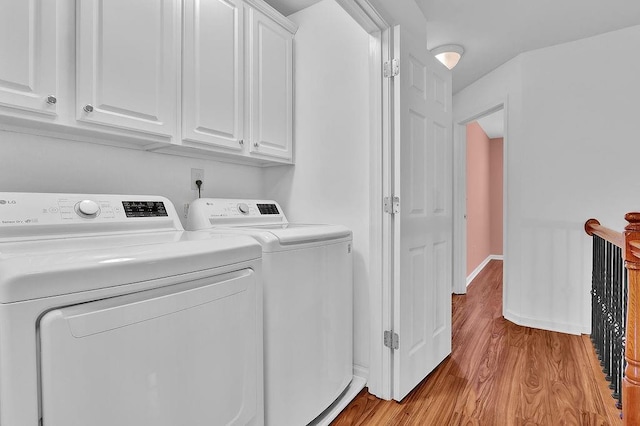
[
  {"left": 0, "top": 193, "right": 264, "bottom": 426},
  {"left": 187, "top": 198, "right": 354, "bottom": 426}
]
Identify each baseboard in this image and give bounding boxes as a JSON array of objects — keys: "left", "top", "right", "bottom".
[
  {"left": 504, "top": 309, "right": 583, "bottom": 336},
  {"left": 353, "top": 364, "right": 369, "bottom": 381},
  {"left": 466, "top": 254, "right": 503, "bottom": 287}
]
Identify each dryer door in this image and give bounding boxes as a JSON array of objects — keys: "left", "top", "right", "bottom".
[{"left": 39, "top": 269, "right": 262, "bottom": 426}]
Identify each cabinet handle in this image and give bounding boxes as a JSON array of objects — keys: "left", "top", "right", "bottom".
[
  {"left": 46, "top": 95, "right": 57, "bottom": 105},
  {"left": 253, "top": 142, "right": 259, "bottom": 148},
  {"left": 83, "top": 104, "right": 94, "bottom": 113},
  {"left": 239, "top": 139, "right": 244, "bottom": 145}
]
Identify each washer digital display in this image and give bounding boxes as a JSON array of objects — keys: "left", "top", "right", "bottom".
[{"left": 122, "top": 201, "right": 168, "bottom": 218}]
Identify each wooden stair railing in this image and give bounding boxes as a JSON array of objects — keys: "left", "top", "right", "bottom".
[{"left": 586, "top": 215, "right": 640, "bottom": 425}]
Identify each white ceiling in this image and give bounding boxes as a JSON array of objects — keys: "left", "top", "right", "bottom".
[
  {"left": 265, "top": 0, "right": 640, "bottom": 93},
  {"left": 419, "top": 0, "right": 640, "bottom": 93},
  {"left": 264, "top": 0, "right": 321, "bottom": 16},
  {"left": 476, "top": 109, "right": 503, "bottom": 139}
]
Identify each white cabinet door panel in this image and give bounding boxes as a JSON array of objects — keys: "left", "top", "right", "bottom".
[
  {"left": 76, "top": 0, "right": 177, "bottom": 137},
  {"left": 248, "top": 8, "right": 293, "bottom": 161},
  {"left": 0, "top": 0, "right": 57, "bottom": 116},
  {"left": 182, "top": 0, "right": 244, "bottom": 151}
]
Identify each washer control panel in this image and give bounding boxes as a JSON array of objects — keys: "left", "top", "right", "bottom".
[
  {"left": 197, "top": 200, "right": 283, "bottom": 218},
  {"left": 0, "top": 193, "right": 181, "bottom": 237},
  {"left": 187, "top": 198, "right": 287, "bottom": 229}
]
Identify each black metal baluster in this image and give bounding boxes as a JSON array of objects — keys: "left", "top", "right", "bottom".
[
  {"left": 603, "top": 240, "right": 612, "bottom": 379},
  {"left": 610, "top": 246, "right": 620, "bottom": 399},
  {"left": 593, "top": 237, "right": 602, "bottom": 359},
  {"left": 590, "top": 235, "right": 627, "bottom": 411}
]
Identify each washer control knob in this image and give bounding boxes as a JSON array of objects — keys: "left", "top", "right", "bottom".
[
  {"left": 77, "top": 200, "right": 100, "bottom": 217},
  {"left": 237, "top": 203, "right": 250, "bottom": 214}
]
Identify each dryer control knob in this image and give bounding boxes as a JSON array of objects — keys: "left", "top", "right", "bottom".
[
  {"left": 237, "top": 203, "right": 250, "bottom": 214},
  {"left": 77, "top": 200, "right": 100, "bottom": 217}
]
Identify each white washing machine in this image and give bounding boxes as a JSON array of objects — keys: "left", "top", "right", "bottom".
[
  {"left": 0, "top": 192, "right": 264, "bottom": 426},
  {"left": 187, "top": 198, "right": 353, "bottom": 426}
]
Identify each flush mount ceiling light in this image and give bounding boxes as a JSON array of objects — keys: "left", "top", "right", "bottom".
[{"left": 431, "top": 44, "right": 464, "bottom": 70}]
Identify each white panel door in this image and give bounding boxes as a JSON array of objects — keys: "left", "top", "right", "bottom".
[
  {"left": 0, "top": 0, "right": 57, "bottom": 116},
  {"left": 183, "top": 0, "right": 244, "bottom": 151},
  {"left": 247, "top": 7, "right": 293, "bottom": 161},
  {"left": 392, "top": 25, "right": 453, "bottom": 401},
  {"left": 76, "top": 0, "right": 177, "bottom": 137}
]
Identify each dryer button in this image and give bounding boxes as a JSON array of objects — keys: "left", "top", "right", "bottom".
[
  {"left": 76, "top": 200, "right": 101, "bottom": 218},
  {"left": 237, "top": 203, "right": 250, "bottom": 214}
]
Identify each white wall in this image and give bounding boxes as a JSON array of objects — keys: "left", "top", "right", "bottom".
[
  {"left": 454, "top": 24, "right": 640, "bottom": 334},
  {"left": 0, "top": 130, "right": 264, "bottom": 226},
  {"left": 263, "top": 0, "right": 371, "bottom": 373}
]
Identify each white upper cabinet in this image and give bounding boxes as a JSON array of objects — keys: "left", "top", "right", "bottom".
[
  {"left": 246, "top": 6, "right": 294, "bottom": 162},
  {"left": 0, "top": 0, "right": 294, "bottom": 165},
  {"left": 0, "top": 0, "right": 58, "bottom": 117},
  {"left": 76, "top": 0, "right": 178, "bottom": 138},
  {"left": 182, "top": 0, "right": 244, "bottom": 151}
]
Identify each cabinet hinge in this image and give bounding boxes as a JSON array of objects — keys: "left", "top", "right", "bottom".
[
  {"left": 383, "top": 196, "right": 400, "bottom": 215},
  {"left": 384, "top": 330, "right": 399, "bottom": 350},
  {"left": 383, "top": 59, "right": 399, "bottom": 78}
]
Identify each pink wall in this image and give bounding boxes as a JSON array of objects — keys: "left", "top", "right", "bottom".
[
  {"left": 489, "top": 138, "right": 503, "bottom": 256},
  {"left": 467, "top": 122, "right": 491, "bottom": 276},
  {"left": 466, "top": 123, "right": 504, "bottom": 276}
]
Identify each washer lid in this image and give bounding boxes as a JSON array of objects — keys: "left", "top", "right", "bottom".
[
  {"left": 235, "top": 223, "right": 351, "bottom": 245},
  {"left": 0, "top": 233, "right": 261, "bottom": 303},
  {"left": 203, "top": 224, "right": 352, "bottom": 252}
]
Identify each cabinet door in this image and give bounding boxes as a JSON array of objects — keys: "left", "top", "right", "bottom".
[
  {"left": 76, "top": 0, "right": 177, "bottom": 137},
  {"left": 248, "top": 8, "right": 293, "bottom": 161},
  {"left": 182, "top": 0, "right": 244, "bottom": 151},
  {"left": 0, "top": 0, "right": 57, "bottom": 116}
]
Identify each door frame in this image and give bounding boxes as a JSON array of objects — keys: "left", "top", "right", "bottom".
[
  {"left": 452, "top": 98, "right": 509, "bottom": 302},
  {"left": 333, "top": 0, "right": 392, "bottom": 399}
]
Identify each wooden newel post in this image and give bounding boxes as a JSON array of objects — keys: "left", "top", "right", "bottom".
[{"left": 623, "top": 212, "right": 640, "bottom": 425}]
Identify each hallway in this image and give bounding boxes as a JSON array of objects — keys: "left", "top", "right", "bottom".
[{"left": 332, "top": 260, "right": 621, "bottom": 425}]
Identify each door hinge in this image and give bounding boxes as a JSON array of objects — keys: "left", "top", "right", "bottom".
[
  {"left": 384, "top": 330, "right": 399, "bottom": 350},
  {"left": 383, "top": 196, "right": 400, "bottom": 214},
  {"left": 383, "top": 58, "right": 399, "bottom": 78}
]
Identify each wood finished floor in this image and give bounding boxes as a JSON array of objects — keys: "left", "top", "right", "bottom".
[{"left": 332, "top": 260, "right": 622, "bottom": 426}]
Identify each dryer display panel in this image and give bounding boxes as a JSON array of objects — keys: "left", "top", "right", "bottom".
[
  {"left": 122, "top": 201, "right": 168, "bottom": 218},
  {"left": 257, "top": 204, "right": 279, "bottom": 215}
]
